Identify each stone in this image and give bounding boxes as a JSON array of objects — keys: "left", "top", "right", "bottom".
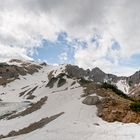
[{"left": 82, "top": 96, "right": 100, "bottom": 105}]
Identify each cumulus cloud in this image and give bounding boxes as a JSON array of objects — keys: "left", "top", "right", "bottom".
[
  {"left": 0, "top": 0, "right": 140, "bottom": 75},
  {"left": 58, "top": 52, "right": 68, "bottom": 63}
]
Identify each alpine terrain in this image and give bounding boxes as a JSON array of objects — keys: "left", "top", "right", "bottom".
[{"left": 0, "top": 59, "right": 140, "bottom": 140}]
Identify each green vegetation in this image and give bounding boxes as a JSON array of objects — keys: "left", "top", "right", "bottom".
[
  {"left": 0, "top": 63, "right": 15, "bottom": 68},
  {"left": 130, "top": 102, "right": 140, "bottom": 112},
  {"left": 79, "top": 78, "right": 92, "bottom": 86},
  {"left": 102, "top": 82, "right": 140, "bottom": 112},
  {"left": 102, "top": 82, "right": 133, "bottom": 101},
  {"left": 57, "top": 73, "right": 71, "bottom": 79},
  {"left": 0, "top": 63, "right": 9, "bottom": 68}
]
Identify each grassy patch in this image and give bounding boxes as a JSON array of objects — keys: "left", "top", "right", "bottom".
[
  {"left": 0, "top": 63, "right": 9, "bottom": 68},
  {"left": 102, "top": 82, "right": 133, "bottom": 101},
  {"left": 79, "top": 78, "right": 92, "bottom": 86},
  {"left": 57, "top": 73, "right": 71, "bottom": 79},
  {"left": 130, "top": 102, "right": 140, "bottom": 112}
]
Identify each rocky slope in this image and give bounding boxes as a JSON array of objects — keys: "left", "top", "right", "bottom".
[
  {"left": 0, "top": 59, "right": 139, "bottom": 140},
  {"left": 0, "top": 59, "right": 43, "bottom": 86},
  {"left": 66, "top": 64, "right": 140, "bottom": 96},
  {"left": 0, "top": 59, "right": 140, "bottom": 101}
]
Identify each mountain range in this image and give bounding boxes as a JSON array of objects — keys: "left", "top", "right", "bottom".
[{"left": 0, "top": 59, "right": 139, "bottom": 140}]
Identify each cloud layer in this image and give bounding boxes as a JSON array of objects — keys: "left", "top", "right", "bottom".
[{"left": 0, "top": 0, "right": 140, "bottom": 75}]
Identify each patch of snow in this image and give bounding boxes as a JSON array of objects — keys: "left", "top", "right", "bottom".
[
  {"left": 2, "top": 86, "right": 140, "bottom": 140},
  {"left": 0, "top": 102, "right": 30, "bottom": 117},
  {"left": 116, "top": 80, "right": 130, "bottom": 94},
  {"left": 0, "top": 63, "right": 139, "bottom": 140}
]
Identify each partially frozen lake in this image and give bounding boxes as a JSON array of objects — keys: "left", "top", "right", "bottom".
[{"left": 0, "top": 102, "right": 30, "bottom": 117}]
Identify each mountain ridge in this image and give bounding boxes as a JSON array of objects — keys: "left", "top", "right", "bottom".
[
  {"left": 0, "top": 59, "right": 139, "bottom": 89},
  {"left": 0, "top": 59, "right": 139, "bottom": 140}
]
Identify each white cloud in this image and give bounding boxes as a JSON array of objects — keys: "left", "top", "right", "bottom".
[
  {"left": 0, "top": 0, "right": 140, "bottom": 75},
  {"left": 58, "top": 52, "right": 68, "bottom": 63},
  {"left": 0, "top": 45, "right": 32, "bottom": 62},
  {"left": 73, "top": 33, "right": 138, "bottom": 76},
  {"left": 0, "top": 6, "right": 64, "bottom": 61}
]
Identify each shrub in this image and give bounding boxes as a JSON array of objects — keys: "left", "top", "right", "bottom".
[
  {"left": 0, "top": 63, "right": 9, "bottom": 68},
  {"left": 79, "top": 78, "right": 92, "bottom": 85},
  {"left": 102, "top": 82, "right": 133, "bottom": 101},
  {"left": 130, "top": 102, "right": 140, "bottom": 112},
  {"left": 57, "top": 73, "right": 71, "bottom": 79}
]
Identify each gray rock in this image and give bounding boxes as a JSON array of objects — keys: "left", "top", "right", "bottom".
[
  {"left": 65, "top": 64, "right": 122, "bottom": 83},
  {"left": 57, "top": 78, "right": 66, "bottom": 87},
  {"left": 82, "top": 96, "right": 100, "bottom": 105}
]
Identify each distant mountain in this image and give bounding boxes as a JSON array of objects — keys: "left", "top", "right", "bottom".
[{"left": 0, "top": 59, "right": 140, "bottom": 94}]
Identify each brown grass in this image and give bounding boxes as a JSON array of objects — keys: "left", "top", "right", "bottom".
[{"left": 82, "top": 82, "right": 140, "bottom": 123}]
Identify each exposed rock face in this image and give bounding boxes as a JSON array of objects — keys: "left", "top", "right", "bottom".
[
  {"left": 129, "top": 85, "right": 140, "bottom": 100},
  {"left": 66, "top": 64, "right": 140, "bottom": 85},
  {"left": 0, "top": 60, "right": 42, "bottom": 85},
  {"left": 66, "top": 64, "right": 140, "bottom": 99},
  {"left": 66, "top": 65, "right": 89, "bottom": 79},
  {"left": 57, "top": 78, "right": 66, "bottom": 87},
  {"left": 89, "top": 67, "right": 106, "bottom": 82},
  {"left": 127, "top": 70, "right": 140, "bottom": 86},
  {"left": 66, "top": 65, "right": 122, "bottom": 83},
  {"left": 0, "top": 112, "right": 64, "bottom": 139},
  {"left": 46, "top": 77, "right": 58, "bottom": 88},
  {"left": 9, "top": 59, "right": 23, "bottom": 63},
  {"left": 82, "top": 96, "right": 100, "bottom": 105},
  {"left": 40, "top": 62, "right": 47, "bottom": 66},
  {"left": 46, "top": 73, "right": 68, "bottom": 88}
]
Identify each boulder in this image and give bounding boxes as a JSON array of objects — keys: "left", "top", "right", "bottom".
[{"left": 82, "top": 96, "right": 100, "bottom": 105}]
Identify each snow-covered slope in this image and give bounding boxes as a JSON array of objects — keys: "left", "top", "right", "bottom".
[
  {"left": 115, "top": 80, "right": 130, "bottom": 94},
  {"left": 0, "top": 62, "right": 139, "bottom": 140}
]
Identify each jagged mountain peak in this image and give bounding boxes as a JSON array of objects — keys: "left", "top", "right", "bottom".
[
  {"left": 92, "top": 67, "right": 104, "bottom": 73},
  {"left": 0, "top": 59, "right": 140, "bottom": 97},
  {"left": 0, "top": 59, "right": 140, "bottom": 140}
]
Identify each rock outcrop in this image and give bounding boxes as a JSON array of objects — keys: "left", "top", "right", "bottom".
[
  {"left": 0, "top": 60, "right": 42, "bottom": 85},
  {"left": 82, "top": 96, "right": 100, "bottom": 105}
]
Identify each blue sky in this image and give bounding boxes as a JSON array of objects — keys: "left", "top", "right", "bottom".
[
  {"left": 0, "top": 0, "right": 140, "bottom": 76},
  {"left": 32, "top": 32, "right": 74, "bottom": 64},
  {"left": 30, "top": 31, "right": 140, "bottom": 76},
  {"left": 32, "top": 32, "right": 87, "bottom": 64}
]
